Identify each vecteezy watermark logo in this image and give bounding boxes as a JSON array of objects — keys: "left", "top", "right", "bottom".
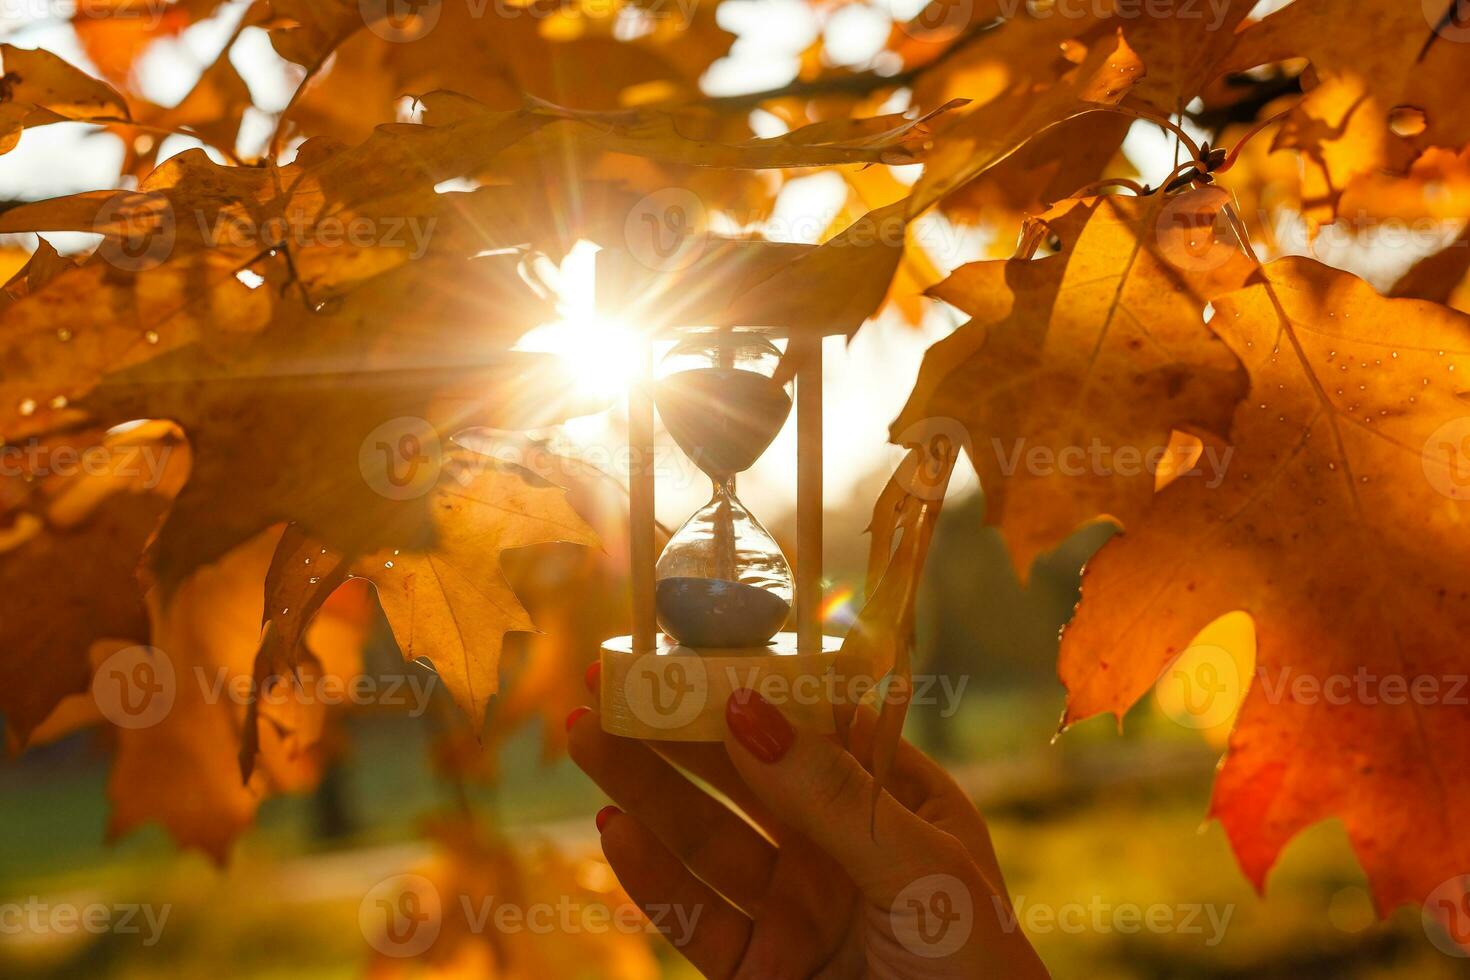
[
  {"left": 1423, "top": 417, "right": 1470, "bottom": 500},
  {"left": 1254, "top": 667, "right": 1469, "bottom": 707},
  {"left": 95, "top": 191, "right": 175, "bottom": 272},
  {"left": 624, "top": 188, "right": 709, "bottom": 272},
  {"left": 360, "top": 0, "right": 442, "bottom": 42},
  {"left": 1424, "top": 0, "right": 1470, "bottom": 45},
  {"left": 1156, "top": 187, "right": 1239, "bottom": 274},
  {"left": 1154, "top": 644, "right": 1241, "bottom": 729},
  {"left": 720, "top": 667, "right": 971, "bottom": 718},
  {"left": 1423, "top": 875, "right": 1470, "bottom": 957},
  {"left": 995, "top": 896, "right": 1234, "bottom": 944},
  {"left": 360, "top": 874, "right": 442, "bottom": 958},
  {"left": 624, "top": 655, "right": 708, "bottom": 731},
  {"left": 892, "top": 416, "right": 973, "bottom": 501},
  {"left": 1011, "top": 0, "right": 1235, "bottom": 31},
  {"left": 195, "top": 211, "right": 439, "bottom": 259},
  {"left": 990, "top": 437, "right": 1234, "bottom": 489},
  {"left": 196, "top": 667, "right": 438, "bottom": 718},
  {"left": 898, "top": 0, "right": 974, "bottom": 43},
  {"left": 92, "top": 645, "right": 175, "bottom": 730},
  {"left": 43, "top": 0, "right": 174, "bottom": 31},
  {"left": 0, "top": 898, "right": 171, "bottom": 947},
  {"left": 461, "top": 896, "right": 701, "bottom": 942},
  {"left": 0, "top": 439, "right": 174, "bottom": 487},
  {"left": 359, "top": 416, "right": 442, "bottom": 500},
  {"left": 891, "top": 874, "right": 974, "bottom": 958}
]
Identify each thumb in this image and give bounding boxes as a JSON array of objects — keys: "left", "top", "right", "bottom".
[{"left": 722, "top": 688, "right": 959, "bottom": 904}]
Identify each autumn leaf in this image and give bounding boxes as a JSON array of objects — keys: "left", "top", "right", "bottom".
[
  {"left": 895, "top": 188, "right": 1252, "bottom": 576},
  {"left": 843, "top": 439, "right": 957, "bottom": 801},
  {"left": 0, "top": 422, "right": 187, "bottom": 744},
  {"left": 1219, "top": 0, "right": 1470, "bottom": 222},
  {"left": 237, "top": 522, "right": 355, "bottom": 781},
  {"left": 355, "top": 454, "right": 598, "bottom": 734},
  {"left": 1059, "top": 256, "right": 1470, "bottom": 924},
  {"left": 936, "top": 112, "right": 1134, "bottom": 256},
  {"left": 81, "top": 253, "right": 572, "bottom": 593},
  {"left": 248, "top": 454, "right": 597, "bottom": 741},
  {"left": 0, "top": 238, "right": 75, "bottom": 308},
  {"left": 106, "top": 528, "right": 367, "bottom": 860},
  {"left": 71, "top": 0, "right": 228, "bottom": 87},
  {"left": 1339, "top": 145, "right": 1470, "bottom": 222},
  {"left": 0, "top": 44, "right": 130, "bottom": 154},
  {"left": 122, "top": 41, "right": 256, "bottom": 174},
  {"left": 485, "top": 440, "right": 633, "bottom": 764},
  {"left": 1391, "top": 222, "right": 1470, "bottom": 313},
  {"left": 268, "top": 0, "right": 733, "bottom": 144},
  {"left": 910, "top": 30, "right": 1144, "bottom": 215}
]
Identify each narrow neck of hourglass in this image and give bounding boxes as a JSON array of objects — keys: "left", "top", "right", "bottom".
[{"left": 707, "top": 476, "right": 738, "bottom": 582}]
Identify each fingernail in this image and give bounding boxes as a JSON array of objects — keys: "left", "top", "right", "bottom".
[
  {"left": 595, "top": 805, "right": 621, "bottom": 832},
  {"left": 565, "top": 706, "right": 592, "bottom": 732},
  {"left": 726, "top": 689, "right": 794, "bottom": 764},
  {"left": 584, "top": 661, "right": 601, "bottom": 693}
]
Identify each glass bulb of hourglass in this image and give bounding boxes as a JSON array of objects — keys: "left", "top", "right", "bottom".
[
  {"left": 653, "top": 330, "right": 794, "bottom": 648},
  {"left": 655, "top": 482, "right": 794, "bottom": 647},
  {"left": 654, "top": 331, "right": 792, "bottom": 481}
]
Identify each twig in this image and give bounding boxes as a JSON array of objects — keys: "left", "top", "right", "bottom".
[
  {"left": 699, "top": 17, "right": 1006, "bottom": 111},
  {"left": 268, "top": 29, "right": 360, "bottom": 159},
  {"left": 1070, "top": 177, "right": 1150, "bottom": 198}
]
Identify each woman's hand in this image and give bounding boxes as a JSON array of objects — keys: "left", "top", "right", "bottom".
[{"left": 567, "top": 683, "right": 1050, "bottom": 979}]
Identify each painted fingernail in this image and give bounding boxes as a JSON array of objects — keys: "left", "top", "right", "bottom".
[
  {"left": 565, "top": 706, "right": 592, "bottom": 731},
  {"left": 726, "top": 689, "right": 794, "bottom": 764},
  {"left": 595, "top": 805, "right": 621, "bottom": 832},
  {"left": 584, "top": 661, "right": 601, "bottom": 693}
]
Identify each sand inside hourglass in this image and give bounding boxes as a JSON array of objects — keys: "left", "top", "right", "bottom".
[
  {"left": 653, "top": 349, "right": 796, "bottom": 649},
  {"left": 655, "top": 367, "right": 794, "bottom": 479},
  {"left": 655, "top": 576, "right": 792, "bottom": 649}
]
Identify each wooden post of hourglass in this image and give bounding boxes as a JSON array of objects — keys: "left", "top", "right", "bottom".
[
  {"left": 629, "top": 338, "right": 657, "bottom": 652},
  {"left": 795, "top": 335, "right": 822, "bottom": 653}
]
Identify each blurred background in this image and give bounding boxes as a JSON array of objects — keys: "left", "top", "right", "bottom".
[{"left": 1, "top": 0, "right": 1464, "bottom": 977}]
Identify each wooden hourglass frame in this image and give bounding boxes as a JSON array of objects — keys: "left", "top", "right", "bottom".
[{"left": 599, "top": 330, "right": 842, "bottom": 741}]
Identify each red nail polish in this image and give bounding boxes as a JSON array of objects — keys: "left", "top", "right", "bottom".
[
  {"left": 595, "top": 805, "right": 621, "bottom": 832},
  {"left": 584, "top": 661, "right": 601, "bottom": 693},
  {"left": 565, "top": 706, "right": 592, "bottom": 731},
  {"left": 726, "top": 689, "right": 795, "bottom": 763}
]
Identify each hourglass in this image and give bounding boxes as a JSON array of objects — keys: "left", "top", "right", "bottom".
[{"left": 599, "top": 329, "right": 842, "bottom": 741}]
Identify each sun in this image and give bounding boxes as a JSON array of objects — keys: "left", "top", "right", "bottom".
[{"left": 514, "top": 241, "right": 645, "bottom": 406}]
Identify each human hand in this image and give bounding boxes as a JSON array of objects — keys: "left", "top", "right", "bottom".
[{"left": 567, "top": 683, "right": 1049, "bottom": 979}]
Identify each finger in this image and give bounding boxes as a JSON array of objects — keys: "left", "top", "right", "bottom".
[
  {"left": 652, "top": 741, "right": 785, "bottom": 837},
  {"left": 845, "top": 705, "right": 1005, "bottom": 889},
  {"left": 722, "top": 689, "right": 957, "bottom": 906},
  {"left": 585, "top": 658, "right": 781, "bottom": 833},
  {"left": 568, "top": 707, "right": 777, "bottom": 912},
  {"left": 844, "top": 704, "right": 941, "bottom": 811},
  {"left": 599, "top": 808, "right": 753, "bottom": 980}
]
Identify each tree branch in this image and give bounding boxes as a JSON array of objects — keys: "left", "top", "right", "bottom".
[{"left": 700, "top": 17, "right": 1006, "bottom": 111}]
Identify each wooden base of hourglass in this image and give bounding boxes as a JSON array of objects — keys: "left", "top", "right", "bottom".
[{"left": 599, "top": 633, "right": 845, "bottom": 742}]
